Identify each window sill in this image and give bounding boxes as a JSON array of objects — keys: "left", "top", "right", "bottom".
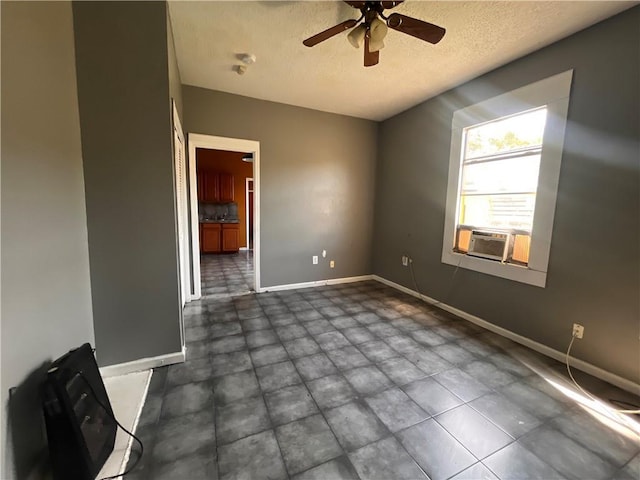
[{"left": 442, "top": 250, "right": 546, "bottom": 288}]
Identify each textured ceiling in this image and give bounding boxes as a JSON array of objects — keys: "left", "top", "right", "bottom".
[{"left": 168, "top": 1, "right": 635, "bottom": 121}]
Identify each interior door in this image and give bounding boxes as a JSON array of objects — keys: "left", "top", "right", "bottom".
[{"left": 173, "top": 102, "right": 189, "bottom": 308}]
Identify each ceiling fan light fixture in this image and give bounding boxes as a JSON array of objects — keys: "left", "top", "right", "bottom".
[
  {"left": 368, "top": 37, "right": 385, "bottom": 52},
  {"left": 369, "top": 17, "right": 388, "bottom": 52},
  {"left": 370, "top": 17, "right": 388, "bottom": 41},
  {"left": 347, "top": 24, "right": 366, "bottom": 48}
]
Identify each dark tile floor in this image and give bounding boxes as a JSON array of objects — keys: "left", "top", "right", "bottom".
[
  {"left": 200, "top": 250, "right": 254, "bottom": 297},
  {"left": 125, "top": 280, "right": 640, "bottom": 480}
]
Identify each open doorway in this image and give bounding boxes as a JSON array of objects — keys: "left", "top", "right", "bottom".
[
  {"left": 196, "top": 148, "right": 253, "bottom": 296},
  {"left": 187, "top": 134, "right": 260, "bottom": 299}
]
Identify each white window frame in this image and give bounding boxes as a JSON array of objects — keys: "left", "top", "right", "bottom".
[{"left": 442, "top": 70, "right": 573, "bottom": 288}]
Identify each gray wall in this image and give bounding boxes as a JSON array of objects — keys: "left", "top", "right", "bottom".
[
  {"left": 167, "top": 7, "right": 183, "bottom": 120},
  {"left": 373, "top": 8, "right": 639, "bottom": 383},
  {"left": 73, "top": 1, "right": 182, "bottom": 366},
  {"left": 1, "top": 2, "right": 95, "bottom": 478},
  {"left": 183, "top": 88, "right": 378, "bottom": 287}
]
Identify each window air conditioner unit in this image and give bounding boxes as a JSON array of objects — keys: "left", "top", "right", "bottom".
[{"left": 467, "top": 230, "right": 513, "bottom": 262}]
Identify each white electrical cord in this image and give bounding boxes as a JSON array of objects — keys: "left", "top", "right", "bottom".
[{"left": 565, "top": 333, "right": 640, "bottom": 414}]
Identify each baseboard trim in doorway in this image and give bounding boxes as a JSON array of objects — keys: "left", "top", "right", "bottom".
[
  {"left": 99, "top": 347, "right": 186, "bottom": 378},
  {"left": 372, "top": 275, "right": 640, "bottom": 396},
  {"left": 259, "top": 275, "right": 374, "bottom": 293}
]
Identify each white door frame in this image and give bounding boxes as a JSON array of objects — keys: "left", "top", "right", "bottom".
[
  {"left": 245, "top": 177, "right": 254, "bottom": 249},
  {"left": 187, "top": 133, "right": 261, "bottom": 298}
]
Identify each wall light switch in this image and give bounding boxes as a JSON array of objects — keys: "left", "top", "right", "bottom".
[
  {"left": 322, "top": 250, "right": 327, "bottom": 258},
  {"left": 312, "top": 256, "right": 318, "bottom": 265},
  {"left": 330, "top": 260, "right": 335, "bottom": 268}
]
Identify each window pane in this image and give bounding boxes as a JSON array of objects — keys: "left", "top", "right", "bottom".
[
  {"left": 464, "top": 108, "right": 547, "bottom": 159},
  {"left": 459, "top": 193, "right": 536, "bottom": 230},
  {"left": 461, "top": 154, "right": 541, "bottom": 195}
]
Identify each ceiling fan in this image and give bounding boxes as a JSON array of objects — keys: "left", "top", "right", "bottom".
[{"left": 303, "top": 1, "right": 445, "bottom": 67}]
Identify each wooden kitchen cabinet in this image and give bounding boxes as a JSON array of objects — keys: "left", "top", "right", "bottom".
[
  {"left": 218, "top": 173, "right": 234, "bottom": 202},
  {"left": 198, "top": 173, "right": 211, "bottom": 202},
  {"left": 200, "top": 173, "right": 219, "bottom": 203},
  {"left": 200, "top": 223, "right": 221, "bottom": 253},
  {"left": 197, "top": 171, "right": 234, "bottom": 203},
  {"left": 200, "top": 223, "right": 239, "bottom": 253},
  {"left": 207, "top": 173, "right": 221, "bottom": 202},
  {"left": 197, "top": 174, "right": 204, "bottom": 201},
  {"left": 222, "top": 224, "right": 239, "bottom": 252}
]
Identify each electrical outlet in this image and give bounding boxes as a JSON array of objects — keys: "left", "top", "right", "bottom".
[
  {"left": 572, "top": 323, "right": 584, "bottom": 339},
  {"left": 402, "top": 256, "right": 409, "bottom": 267},
  {"left": 312, "top": 256, "right": 318, "bottom": 265},
  {"left": 322, "top": 250, "right": 327, "bottom": 258},
  {"left": 330, "top": 260, "right": 335, "bottom": 268}
]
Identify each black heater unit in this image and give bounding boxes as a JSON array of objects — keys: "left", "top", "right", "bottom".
[{"left": 42, "top": 343, "right": 116, "bottom": 480}]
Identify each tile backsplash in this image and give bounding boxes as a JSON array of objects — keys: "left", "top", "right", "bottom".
[{"left": 199, "top": 202, "right": 238, "bottom": 221}]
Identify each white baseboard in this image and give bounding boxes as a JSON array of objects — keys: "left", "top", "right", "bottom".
[
  {"left": 373, "top": 275, "right": 640, "bottom": 396},
  {"left": 259, "top": 275, "right": 374, "bottom": 293},
  {"left": 99, "top": 347, "right": 186, "bottom": 378}
]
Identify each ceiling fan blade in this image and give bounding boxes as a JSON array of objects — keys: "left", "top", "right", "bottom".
[
  {"left": 344, "top": 1, "right": 366, "bottom": 9},
  {"left": 387, "top": 13, "right": 445, "bottom": 44},
  {"left": 303, "top": 19, "right": 358, "bottom": 47},
  {"left": 364, "top": 32, "right": 379, "bottom": 67},
  {"left": 380, "top": 1, "right": 404, "bottom": 9}
]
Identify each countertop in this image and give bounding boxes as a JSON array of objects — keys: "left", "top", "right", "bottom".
[{"left": 200, "top": 219, "right": 240, "bottom": 224}]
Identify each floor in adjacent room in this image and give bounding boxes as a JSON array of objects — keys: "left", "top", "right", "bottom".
[
  {"left": 124, "top": 280, "right": 640, "bottom": 480},
  {"left": 200, "top": 250, "right": 254, "bottom": 297}
]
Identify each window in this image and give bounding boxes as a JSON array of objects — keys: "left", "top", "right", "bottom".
[
  {"left": 442, "top": 71, "right": 573, "bottom": 287},
  {"left": 454, "top": 107, "right": 547, "bottom": 265}
]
